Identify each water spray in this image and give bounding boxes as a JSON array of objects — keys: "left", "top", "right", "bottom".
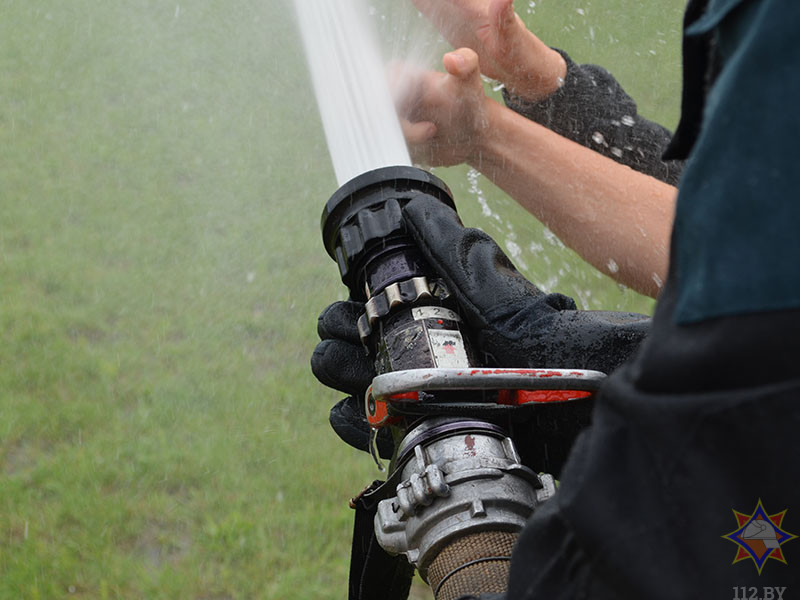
[{"left": 321, "top": 166, "right": 604, "bottom": 599}]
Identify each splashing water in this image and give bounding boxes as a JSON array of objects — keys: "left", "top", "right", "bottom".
[{"left": 293, "top": 0, "right": 411, "bottom": 185}]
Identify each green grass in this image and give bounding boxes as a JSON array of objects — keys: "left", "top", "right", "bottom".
[{"left": 1, "top": 0, "right": 684, "bottom": 597}]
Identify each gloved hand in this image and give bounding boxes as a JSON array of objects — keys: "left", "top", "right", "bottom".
[
  {"left": 313, "top": 300, "right": 394, "bottom": 458},
  {"left": 311, "top": 195, "right": 651, "bottom": 457},
  {"left": 402, "top": 196, "right": 651, "bottom": 373}
]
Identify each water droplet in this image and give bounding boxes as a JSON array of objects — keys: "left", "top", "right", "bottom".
[
  {"left": 607, "top": 259, "right": 619, "bottom": 274},
  {"left": 246, "top": 271, "right": 255, "bottom": 283},
  {"left": 652, "top": 272, "right": 664, "bottom": 288},
  {"left": 505, "top": 240, "right": 528, "bottom": 270},
  {"left": 542, "top": 228, "right": 566, "bottom": 249},
  {"left": 576, "top": 8, "right": 586, "bottom": 15},
  {"left": 591, "top": 131, "right": 605, "bottom": 145},
  {"left": 621, "top": 115, "right": 635, "bottom": 126},
  {"left": 610, "top": 147, "right": 623, "bottom": 158},
  {"left": 467, "top": 168, "right": 502, "bottom": 223}
]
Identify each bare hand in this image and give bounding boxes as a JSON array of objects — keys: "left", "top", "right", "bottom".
[
  {"left": 393, "top": 48, "right": 491, "bottom": 167},
  {"left": 411, "top": 0, "right": 566, "bottom": 101}
]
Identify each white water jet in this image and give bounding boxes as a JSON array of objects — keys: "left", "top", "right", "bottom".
[{"left": 294, "top": 0, "right": 411, "bottom": 185}]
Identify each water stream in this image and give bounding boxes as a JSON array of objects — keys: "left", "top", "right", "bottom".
[{"left": 294, "top": 0, "right": 411, "bottom": 185}]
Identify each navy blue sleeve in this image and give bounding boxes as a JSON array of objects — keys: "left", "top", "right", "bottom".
[{"left": 672, "top": 0, "right": 800, "bottom": 323}]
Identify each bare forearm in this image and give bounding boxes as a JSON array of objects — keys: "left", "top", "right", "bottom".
[
  {"left": 503, "top": 50, "right": 683, "bottom": 186},
  {"left": 470, "top": 99, "right": 676, "bottom": 297}
]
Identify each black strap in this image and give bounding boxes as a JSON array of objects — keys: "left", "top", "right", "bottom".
[{"left": 349, "top": 480, "right": 415, "bottom": 600}]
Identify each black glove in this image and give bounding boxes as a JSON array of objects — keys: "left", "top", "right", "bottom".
[
  {"left": 312, "top": 195, "right": 651, "bottom": 458},
  {"left": 312, "top": 300, "right": 393, "bottom": 458},
  {"left": 402, "top": 196, "right": 651, "bottom": 374}
]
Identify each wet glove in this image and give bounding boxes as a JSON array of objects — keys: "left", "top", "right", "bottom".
[
  {"left": 402, "top": 196, "right": 651, "bottom": 373},
  {"left": 312, "top": 195, "right": 651, "bottom": 457},
  {"left": 313, "top": 300, "right": 394, "bottom": 458}
]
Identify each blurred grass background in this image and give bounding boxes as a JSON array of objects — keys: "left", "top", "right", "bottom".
[{"left": 1, "top": 0, "right": 684, "bottom": 597}]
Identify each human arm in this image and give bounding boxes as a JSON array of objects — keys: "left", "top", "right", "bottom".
[
  {"left": 399, "top": 49, "right": 676, "bottom": 297},
  {"left": 473, "top": 89, "right": 675, "bottom": 297},
  {"left": 503, "top": 50, "right": 684, "bottom": 185},
  {"left": 411, "top": 0, "right": 683, "bottom": 185}
]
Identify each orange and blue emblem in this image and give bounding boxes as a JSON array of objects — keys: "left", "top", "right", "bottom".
[{"left": 722, "top": 499, "right": 797, "bottom": 574}]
